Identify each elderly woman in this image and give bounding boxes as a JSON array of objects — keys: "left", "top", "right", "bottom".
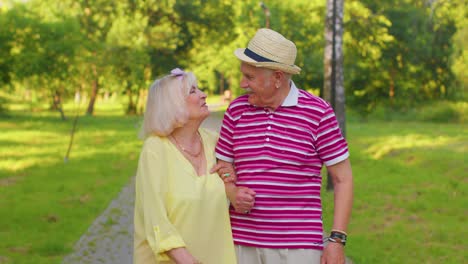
[{"left": 133, "top": 68, "right": 255, "bottom": 264}]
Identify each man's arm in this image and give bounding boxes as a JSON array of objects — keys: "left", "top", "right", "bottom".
[
  {"left": 328, "top": 158, "right": 353, "bottom": 232},
  {"left": 321, "top": 158, "right": 353, "bottom": 264}
]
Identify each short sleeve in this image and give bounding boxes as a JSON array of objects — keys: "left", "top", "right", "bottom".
[{"left": 315, "top": 106, "right": 349, "bottom": 166}]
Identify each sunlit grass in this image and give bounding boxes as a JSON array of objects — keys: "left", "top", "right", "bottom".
[
  {"left": 1, "top": 97, "right": 467, "bottom": 263},
  {"left": 365, "top": 133, "right": 466, "bottom": 159},
  {"left": 322, "top": 121, "right": 467, "bottom": 264},
  {"left": 0, "top": 101, "right": 142, "bottom": 264}
]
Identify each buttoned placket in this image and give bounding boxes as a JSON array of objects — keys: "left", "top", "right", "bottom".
[{"left": 265, "top": 109, "right": 274, "bottom": 144}]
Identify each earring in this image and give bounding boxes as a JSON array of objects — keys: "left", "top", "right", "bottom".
[{"left": 276, "top": 83, "right": 280, "bottom": 89}]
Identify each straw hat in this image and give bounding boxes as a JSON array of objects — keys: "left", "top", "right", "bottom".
[{"left": 234, "top": 28, "right": 301, "bottom": 75}]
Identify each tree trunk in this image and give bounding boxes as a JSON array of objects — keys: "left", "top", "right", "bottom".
[
  {"left": 86, "top": 64, "right": 99, "bottom": 116},
  {"left": 389, "top": 68, "right": 396, "bottom": 106},
  {"left": 219, "top": 72, "right": 225, "bottom": 95},
  {"left": 323, "top": 0, "right": 345, "bottom": 191},
  {"left": 137, "top": 89, "right": 147, "bottom": 115},
  {"left": 52, "top": 90, "right": 66, "bottom": 121},
  {"left": 126, "top": 88, "right": 137, "bottom": 115},
  {"left": 260, "top": 2, "right": 270, "bottom": 29}
]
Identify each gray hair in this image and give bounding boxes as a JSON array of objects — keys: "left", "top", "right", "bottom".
[{"left": 139, "top": 72, "right": 197, "bottom": 139}]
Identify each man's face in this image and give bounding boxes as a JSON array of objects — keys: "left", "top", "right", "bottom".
[{"left": 239, "top": 62, "right": 276, "bottom": 108}]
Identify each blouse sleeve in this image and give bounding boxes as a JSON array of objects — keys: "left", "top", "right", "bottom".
[{"left": 135, "top": 140, "right": 186, "bottom": 261}]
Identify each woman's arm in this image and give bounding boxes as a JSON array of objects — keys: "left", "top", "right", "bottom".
[
  {"left": 166, "top": 247, "right": 201, "bottom": 264},
  {"left": 210, "top": 159, "right": 237, "bottom": 183},
  {"left": 135, "top": 141, "right": 193, "bottom": 262},
  {"left": 211, "top": 160, "right": 255, "bottom": 213}
]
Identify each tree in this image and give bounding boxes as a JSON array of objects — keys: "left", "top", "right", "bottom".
[
  {"left": 323, "top": 0, "right": 345, "bottom": 190},
  {"left": 2, "top": 2, "right": 81, "bottom": 118},
  {"left": 272, "top": 0, "right": 325, "bottom": 93},
  {"left": 63, "top": 0, "right": 118, "bottom": 115},
  {"left": 347, "top": 0, "right": 461, "bottom": 115},
  {"left": 343, "top": 0, "right": 394, "bottom": 117},
  {"left": 174, "top": 0, "right": 239, "bottom": 95},
  {"left": 1, "top": 0, "right": 465, "bottom": 118}
]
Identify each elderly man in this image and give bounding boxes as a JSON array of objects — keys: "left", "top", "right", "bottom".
[{"left": 212, "top": 28, "right": 353, "bottom": 264}]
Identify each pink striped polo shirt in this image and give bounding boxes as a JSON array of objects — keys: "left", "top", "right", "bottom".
[{"left": 215, "top": 82, "right": 349, "bottom": 250}]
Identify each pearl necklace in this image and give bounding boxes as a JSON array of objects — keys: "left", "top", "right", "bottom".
[{"left": 170, "top": 132, "right": 203, "bottom": 157}]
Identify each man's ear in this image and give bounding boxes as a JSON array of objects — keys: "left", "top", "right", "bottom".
[
  {"left": 273, "top": 71, "right": 288, "bottom": 88},
  {"left": 273, "top": 70, "right": 285, "bottom": 81}
]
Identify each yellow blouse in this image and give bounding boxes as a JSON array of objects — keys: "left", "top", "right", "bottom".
[{"left": 133, "top": 128, "right": 236, "bottom": 264}]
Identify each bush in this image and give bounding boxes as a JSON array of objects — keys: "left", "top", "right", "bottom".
[
  {"left": 418, "top": 101, "right": 467, "bottom": 123},
  {"left": 353, "top": 101, "right": 467, "bottom": 123},
  {"left": 0, "top": 95, "right": 8, "bottom": 116}
]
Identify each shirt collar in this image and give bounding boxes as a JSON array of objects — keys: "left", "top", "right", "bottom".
[{"left": 281, "top": 81, "right": 299, "bottom": 107}]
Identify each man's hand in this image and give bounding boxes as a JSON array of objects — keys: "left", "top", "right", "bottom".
[
  {"left": 227, "top": 186, "right": 256, "bottom": 214},
  {"left": 210, "top": 160, "right": 237, "bottom": 183},
  {"left": 321, "top": 242, "right": 345, "bottom": 264},
  {"left": 211, "top": 160, "right": 255, "bottom": 214}
]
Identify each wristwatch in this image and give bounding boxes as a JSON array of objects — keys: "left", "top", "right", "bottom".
[{"left": 327, "top": 231, "right": 347, "bottom": 246}]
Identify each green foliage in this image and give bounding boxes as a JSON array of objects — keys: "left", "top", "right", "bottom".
[
  {"left": 0, "top": 8, "right": 12, "bottom": 85},
  {"left": 6, "top": 5, "right": 80, "bottom": 80},
  {"left": 180, "top": 0, "right": 245, "bottom": 94},
  {"left": 418, "top": 101, "right": 466, "bottom": 123},
  {"left": 0, "top": 0, "right": 465, "bottom": 116},
  {"left": 355, "top": 101, "right": 467, "bottom": 123},
  {"left": 344, "top": 0, "right": 395, "bottom": 116},
  {"left": 0, "top": 94, "right": 8, "bottom": 115},
  {"left": 344, "top": 0, "right": 462, "bottom": 116},
  {"left": 445, "top": 0, "right": 468, "bottom": 100},
  {"left": 272, "top": 0, "right": 325, "bottom": 91}
]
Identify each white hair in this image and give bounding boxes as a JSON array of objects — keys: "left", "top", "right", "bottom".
[{"left": 139, "top": 72, "right": 197, "bottom": 139}]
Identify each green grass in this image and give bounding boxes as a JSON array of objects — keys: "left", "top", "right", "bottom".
[
  {"left": 322, "top": 121, "right": 467, "bottom": 264},
  {"left": 0, "top": 98, "right": 467, "bottom": 263},
  {"left": 0, "top": 101, "right": 142, "bottom": 264}
]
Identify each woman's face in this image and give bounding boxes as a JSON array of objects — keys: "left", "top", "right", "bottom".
[{"left": 186, "top": 84, "right": 209, "bottom": 121}]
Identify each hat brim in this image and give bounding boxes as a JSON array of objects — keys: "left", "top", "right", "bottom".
[{"left": 234, "top": 48, "right": 301, "bottom": 75}]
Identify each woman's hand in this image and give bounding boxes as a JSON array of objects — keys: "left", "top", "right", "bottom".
[
  {"left": 210, "top": 160, "right": 237, "bottom": 183},
  {"left": 212, "top": 160, "right": 255, "bottom": 214},
  {"left": 167, "top": 247, "right": 202, "bottom": 264}
]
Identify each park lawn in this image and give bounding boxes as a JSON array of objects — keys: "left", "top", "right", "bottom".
[
  {"left": 321, "top": 121, "right": 467, "bottom": 264},
  {"left": 0, "top": 101, "right": 466, "bottom": 264},
  {"left": 0, "top": 102, "right": 142, "bottom": 264}
]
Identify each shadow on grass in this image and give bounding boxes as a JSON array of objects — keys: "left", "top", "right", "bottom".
[
  {"left": 324, "top": 121, "right": 468, "bottom": 263},
  {"left": 0, "top": 149, "right": 139, "bottom": 263}
]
